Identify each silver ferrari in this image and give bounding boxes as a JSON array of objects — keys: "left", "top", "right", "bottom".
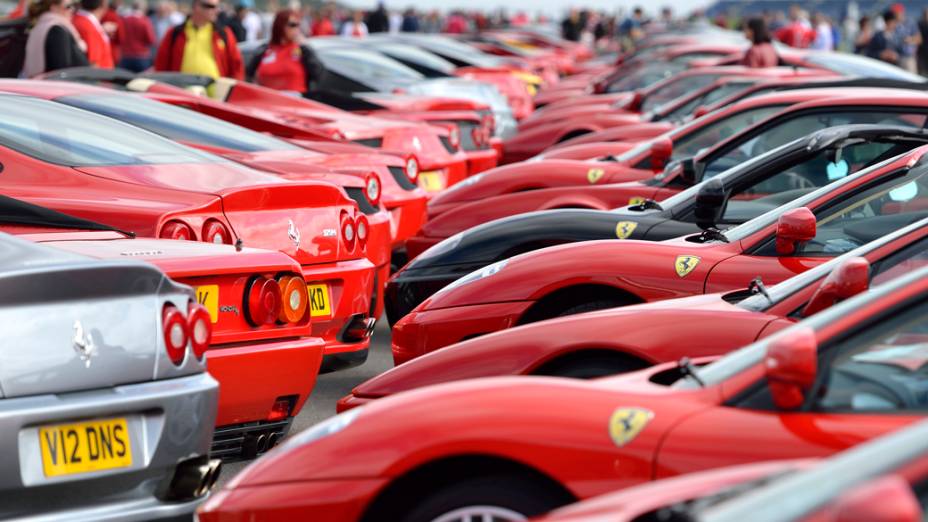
[{"left": 0, "top": 232, "right": 220, "bottom": 520}]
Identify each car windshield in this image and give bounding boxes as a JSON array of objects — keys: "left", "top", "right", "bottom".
[
  {"left": 0, "top": 95, "right": 215, "bottom": 166},
  {"left": 640, "top": 73, "right": 722, "bottom": 112},
  {"left": 805, "top": 52, "right": 926, "bottom": 82},
  {"left": 666, "top": 104, "right": 789, "bottom": 161},
  {"left": 607, "top": 63, "right": 685, "bottom": 93},
  {"left": 404, "top": 36, "right": 504, "bottom": 67},
  {"left": 58, "top": 94, "right": 301, "bottom": 153},
  {"left": 656, "top": 81, "right": 757, "bottom": 123},
  {"left": 378, "top": 43, "right": 456, "bottom": 74},
  {"left": 318, "top": 48, "right": 425, "bottom": 81},
  {"left": 702, "top": 110, "right": 928, "bottom": 179}
]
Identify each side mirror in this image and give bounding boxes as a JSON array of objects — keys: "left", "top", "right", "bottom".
[
  {"left": 693, "top": 105, "right": 709, "bottom": 118},
  {"left": 693, "top": 178, "right": 727, "bottom": 230},
  {"left": 765, "top": 326, "right": 818, "bottom": 410},
  {"left": 651, "top": 137, "right": 673, "bottom": 173},
  {"left": 627, "top": 91, "right": 644, "bottom": 112},
  {"left": 801, "top": 257, "right": 870, "bottom": 317},
  {"left": 833, "top": 475, "right": 922, "bottom": 522},
  {"left": 775, "top": 207, "right": 816, "bottom": 255},
  {"left": 677, "top": 157, "right": 697, "bottom": 185}
]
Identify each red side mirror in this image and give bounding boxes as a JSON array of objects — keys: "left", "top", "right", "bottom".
[
  {"left": 627, "top": 91, "right": 644, "bottom": 112},
  {"left": 832, "top": 475, "right": 922, "bottom": 522},
  {"left": 650, "top": 137, "right": 673, "bottom": 173},
  {"left": 776, "top": 207, "right": 817, "bottom": 255},
  {"left": 693, "top": 105, "right": 709, "bottom": 119},
  {"left": 765, "top": 326, "right": 817, "bottom": 410},
  {"left": 802, "top": 257, "right": 870, "bottom": 317}
]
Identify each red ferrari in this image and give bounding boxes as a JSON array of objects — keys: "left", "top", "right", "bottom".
[
  {"left": 0, "top": 92, "right": 377, "bottom": 372},
  {"left": 197, "top": 261, "right": 928, "bottom": 521},
  {"left": 345, "top": 215, "right": 928, "bottom": 409},
  {"left": 0, "top": 195, "right": 324, "bottom": 458},
  {"left": 392, "top": 142, "right": 928, "bottom": 362}
]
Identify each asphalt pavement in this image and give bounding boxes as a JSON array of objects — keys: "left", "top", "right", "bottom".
[{"left": 217, "top": 317, "right": 394, "bottom": 487}]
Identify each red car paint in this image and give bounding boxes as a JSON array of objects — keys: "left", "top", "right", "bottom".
[
  {"left": 0, "top": 93, "right": 376, "bottom": 369},
  {"left": 342, "top": 216, "right": 928, "bottom": 409},
  {"left": 392, "top": 144, "right": 928, "bottom": 362},
  {"left": 197, "top": 265, "right": 928, "bottom": 521},
  {"left": 8, "top": 225, "right": 323, "bottom": 449}
]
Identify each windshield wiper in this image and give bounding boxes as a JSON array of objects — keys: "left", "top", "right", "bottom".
[
  {"left": 677, "top": 357, "right": 705, "bottom": 388},
  {"left": 747, "top": 276, "right": 772, "bottom": 305}
]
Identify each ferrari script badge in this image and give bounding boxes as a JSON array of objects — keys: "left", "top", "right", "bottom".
[
  {"left": 587, "top": 168, "right": 605, "bottom": 184},
  {"left": 615, "top": 221, "right": 638, "bottom": 239},
  {"left": 287, "top": 219, "right": 301, "bottom": 248},
  {"left": 72, "top": 320, "right": 96, "bottom": 368},
  {"left": 674, "top": 255, "right": 701, "bottom": 278},
  {"left": 608, "top": 407, "right": 653, "bottom": 447}
]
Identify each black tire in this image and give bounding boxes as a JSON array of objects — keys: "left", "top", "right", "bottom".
[
  {"left": 399, "top": 474, "right": 571, "bottom": 522},
  {"left": 556, "top": 299, "right": 625, "bottom": 317},
  {"left": 538, "top": 352, "right": 648, "bottom": 379}
]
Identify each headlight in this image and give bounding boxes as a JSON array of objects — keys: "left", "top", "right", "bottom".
[
  {"left": 281, "top": 408, "right": 362, "bottom": 449},
  {"left": 440, "top": 259, "right": 508, "bottom": 293}
]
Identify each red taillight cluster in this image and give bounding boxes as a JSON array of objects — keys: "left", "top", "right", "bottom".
[
  {"left": 160, "top": 219, "right": 234, "bottom": 245},
  {"left": 243, "top": 274, "right": 311, "bottom": 327},
  {"left": 448, "top": 126, "right": 461, "bottom": 150},
  {"left": 365, "top": 174, "right": 381, "bottom": 207},
  {"left": 475, "top": 114, "right": 495, "bottom": 148},
  {"left": 162, "top": 302, "right": 213, "bottom": 366},
  {"left": 339, "top": 211, "right": 368, "bottom": 253},
  {"left": 404, "top": 155, "right": 420, "bottom": 183}
]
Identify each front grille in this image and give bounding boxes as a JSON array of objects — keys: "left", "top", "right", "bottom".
[
  {"left": 388, "top": 166, "right": 418, "bottom": 190},
  {"left": 353, "top": 138, "right": 383, "bottom": 148},
  {"left": 211, "top": 418, "right": 292, "bottom": 460},
  {"left": 439, "top": 136, "right": 457, "bottom": 154},
  {"left": 345, "top": 187, "right": 379, "bottom": 215}
]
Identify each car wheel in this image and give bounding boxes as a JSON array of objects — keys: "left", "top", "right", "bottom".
[
  {"left": 537, "top": 352, "right": 648, "bottom": 379},
  {"left": 556, "top": 299, "right": 625, "bottom": 317},
  {"left": 400, "top": 474, "right": 570, "bottom": 522}
]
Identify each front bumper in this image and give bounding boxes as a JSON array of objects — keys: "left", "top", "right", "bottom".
[
  {"left": 3, "top": 372, "right": 218, "bottom": 520},
  {"left": 335, "top": 394, "right": 373, "bottom": 413},
  {"left": 206, "top": 337, "right": 325, "bottom": 427},
  {"left": 391, "top": 300, "right": 532, "bottom": 365},
  {"left": 198, "top": 477, "right": 388, "bottom": 522}
]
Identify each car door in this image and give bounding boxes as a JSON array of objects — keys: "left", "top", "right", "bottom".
[{"left": 654, "top": 296, "right": 928, "bottom": 480}]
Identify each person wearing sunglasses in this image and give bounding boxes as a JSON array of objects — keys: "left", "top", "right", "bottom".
[
  {"left": 21, "top": 0, "right": 89, "bottom": 77},
  {"left": 153, "top": 0, "right": 244, "bottom": 80},
  {"left": 245, "top": 9, "right": 323, "bottom": 95}
]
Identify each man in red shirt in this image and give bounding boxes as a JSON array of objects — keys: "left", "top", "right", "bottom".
[
  {"left": 774, "top": 5, "right": 815, "bottom": 48},
  {"left": 73, "top": 0, "right": 115, "bottom": 68},
  {"left": 119, "top": 0, "right": 156, "bottom": 71}
]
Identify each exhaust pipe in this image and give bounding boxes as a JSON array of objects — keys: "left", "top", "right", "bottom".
[
  {"left": 256, "top": 433, "right": 270, "bottom": 453},
  {"left": 340, "top": 314, "right": 377, "bottom": 343},
  {"left": 266, "top": 432, "right": 280, "bottom": 449},
  {"left": 163, "top": 456, "right": 223, "bottom": 501}
]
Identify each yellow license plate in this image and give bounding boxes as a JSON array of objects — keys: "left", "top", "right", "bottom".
[
  {"left": 195, "top": 285, "right": 219, "bottom": 323},
  {"left": 418, "top": 171, "right": 446, "bottom": 192},
  {"left": 307, "top": 283, "right": 331, "bottom": 318},
  {"left": 39, "top": 417, "right": 132, "bottom": 477}
]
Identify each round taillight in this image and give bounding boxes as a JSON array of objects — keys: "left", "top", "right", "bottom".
[
  {"left": 471, "top": 126, "right": 484, "bottom": 149},
  {"left": 245, "top": 276, "right": 282, "bottom": 326},
  {"left": 365, "top": 174, "right": 381, "bottom": 206},
  {"left": 160, "top": 221, "right": 194, "bottom": 241},
  {"left": 405, "top": 156, "right": 419, "bottom": 182},
  {"left": 356, "top": 215, "right": 369, "bottom": 249},
  {"left": 187, "top": 303, "right": 212, "bottom": 359},
  {"left": 202, "top": 219, "right": 232, "bottom": 245},
  {"left": 277, "top": 275, "right": 309, "bottom": 324},
  {"left": 342, "top": 216, "right": 356, "bottom": 252},
  {"left": 162, "top": 304, "right": 188, "bottom": 365}
]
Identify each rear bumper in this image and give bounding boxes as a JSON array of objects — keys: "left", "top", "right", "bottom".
[
  {"left": 419, "top": 158, "right": 469, "bottom": 197},
  {"left": 300, "top": 258, "right": 375, "bottom": 358},
  {"left": 321, "top": 346, "right": 370, "bottom": 374},
  {"left": 206, "top": 337, "right": 325, "bottom": 427},
  {"left": 2, "top": 373, "right": 218, "bottom": 520},
  {"left": 391, "top": 301, "right": 532, "bottom": 364},
  {"left": 383, "top": 193, "right": 428, "bottom": 247},
  {"left": 198, "top": 477, "right": 388, "bottom": 522},
  {"left": 463, "top": 148, "right": 499, "bottom": 175}
]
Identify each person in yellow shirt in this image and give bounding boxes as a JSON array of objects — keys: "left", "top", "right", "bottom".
[{"left": 153, "top": 0, "right": 243, "bottom": 79}]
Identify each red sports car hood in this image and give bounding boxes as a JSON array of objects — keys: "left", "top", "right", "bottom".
[
  {"left": 75, "top": 163, "right": 353, "bottom": 265},
  {"left": 356, "top": 294, "right": 754, "bottom": 398},
  {"left": 420, "top": 239, "right": 740, "bottom": 310},
  {"left": 218, "top": 149, "right": 366, "bottom": 188}
]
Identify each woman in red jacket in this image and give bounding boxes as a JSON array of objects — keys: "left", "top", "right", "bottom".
[
  {"left": 246, "top": 9, "right": 322, "bottom": 94},
  {"left": 742, "top": 17, "right": 779, "bottom": 68}
]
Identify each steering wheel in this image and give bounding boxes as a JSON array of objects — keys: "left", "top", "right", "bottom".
[{"left": 831, "top": 366, "right": 910, "bottom": 409}]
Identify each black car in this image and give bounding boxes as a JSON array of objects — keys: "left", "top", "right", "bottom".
[{"left": 385, "top": 124, "right": 928, "bottom": 324}]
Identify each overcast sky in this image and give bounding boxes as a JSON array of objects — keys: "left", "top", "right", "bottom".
[{"left": 340, "top": 0, "right": 715, "bottom": 18}]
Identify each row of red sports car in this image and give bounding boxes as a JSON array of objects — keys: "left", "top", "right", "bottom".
[{"left": 6, "top": 14, "right": 928, "bottom": 522}]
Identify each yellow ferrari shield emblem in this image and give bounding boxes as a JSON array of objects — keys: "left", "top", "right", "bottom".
[
  {"left": 615, "top": 221, "right": 638, "bottom": 239},
  {"left": 587, "top": 168, "right": 605, "bottom": 184},
  {"left": 608, "top": 407, "right": 653, "bottom": 447},
  {"left": 628, "top": 197, "right": 645, "bottom": 206},
  {"left": 674, "top": 255, "right": 701, "bottom": 278}
]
